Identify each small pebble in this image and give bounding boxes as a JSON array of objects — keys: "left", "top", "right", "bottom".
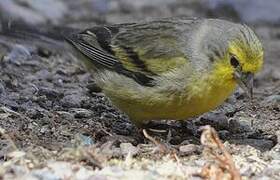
[
  {"left": 218, "top": 130, "right": 230, "bottom": 139},
  {"left": 261, "top": 160, "right": 280, "bottom": 177},
  {"left": 263, "top": 95, "right": 280, "bottom": 103},
  {"left": 179, "top": 144, "right": 199, "bottom": 156},
  {"left": 197, "top": 112, "right": 229, "bottom": 130},
  {"left": 230, "top": 138, "right": 274, "bottom": 152},
  {"left": 266, "top": 144, "right": 280, "bottom": 160},
  {"left": 120, "top": 143, "right": 139, "bottom": 157},
  {"left": 228, "top": 117, "right": 254, "bottom": 133},
  {"left": 55, "top": 111, "right": 74, "bottom": 121},
  {"left": 26, "top": 108, "right": 44, "bottom": 119},
  {"left": 74, "top": 133, "right": 95, "bottom": 146},
  {"left": 87, "top": 83, "right": 102, "bottom": 93},
  {"left": 38, "top": 87, "right": 61, "bottom": 100},
  {"left": 61, "top": 94, "right": 84, "bottom": 108},
  {"left": 3, "top": 44, "right": 32, "bottom": 65},
  {"left": 70, "top": 108, "right": 93, "bottom": 118}
]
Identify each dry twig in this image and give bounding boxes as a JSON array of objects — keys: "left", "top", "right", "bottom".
[
  {"left": 142, "top": 129, "right": 170, "bottom": 154},
  {"left": 199, "top": 125, "right": 241, "bottom": 180}
]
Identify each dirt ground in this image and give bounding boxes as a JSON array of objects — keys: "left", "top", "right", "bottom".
[{"left": 0, "top": 0, "right": 279, "bottom": 179}]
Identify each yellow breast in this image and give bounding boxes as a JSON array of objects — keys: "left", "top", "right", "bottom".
[
  {"left": 100, "top": 61, "right": 237, "bottom": 126},
  {"left": 105, "top": 76, "right": 236, "bottom": 126}
]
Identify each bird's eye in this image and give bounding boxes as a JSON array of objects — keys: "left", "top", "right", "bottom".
[{"left": 230, "top": 56, "right": 240, "bottom": 68}]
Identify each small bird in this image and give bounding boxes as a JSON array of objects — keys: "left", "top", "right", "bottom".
[
  {"left": 4, "top": 17, "right": 261, "bottom": 127},
  {"left": 64, "top": 17, "right": 264, "bottom": 126}
]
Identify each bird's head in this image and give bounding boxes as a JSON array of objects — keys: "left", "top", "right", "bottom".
[
  {"left": 209, "top": 23, "right": 264, "bottom": 98},
  {"left": 228, "top": 25, "right": 263, "bottom": 98}
]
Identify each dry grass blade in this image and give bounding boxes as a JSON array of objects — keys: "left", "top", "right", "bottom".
[
  {"left": 142, "top": 129, "right": 171, "bottom": 154},
  {"left": 58, "top": 142, "right": 115, "bottom": 169},
  {"left": 199, "top": 125, "right": 241, "bottom": 180}
]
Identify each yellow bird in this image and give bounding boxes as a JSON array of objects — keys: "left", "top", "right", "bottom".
[{"left": 65, "top": 17, "right": 264, "bottom": 126}]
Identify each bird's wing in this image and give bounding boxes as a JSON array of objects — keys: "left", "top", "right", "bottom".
[{"left": 65, "top": 19, "right": 195, "bottom": 86}]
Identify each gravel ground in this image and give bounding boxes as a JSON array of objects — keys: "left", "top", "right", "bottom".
[{"left": 0, "top": 0, "right": 279, "bottom": 179}]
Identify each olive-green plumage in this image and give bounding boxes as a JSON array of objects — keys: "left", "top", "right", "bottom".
[{"left": 65, "top": 17, "right": 263, "bottom": 126}]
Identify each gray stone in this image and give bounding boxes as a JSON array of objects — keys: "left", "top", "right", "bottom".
[{"left": 120, "top": 143, "right": 139, "bottom": 156}]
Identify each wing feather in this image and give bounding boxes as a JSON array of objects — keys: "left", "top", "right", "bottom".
[{"left": 65, "top": 18, "right": 196, "bottom": 86}]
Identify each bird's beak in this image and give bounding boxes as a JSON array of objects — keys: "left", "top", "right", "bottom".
[{"left": 234, "top": 70, "right": 254, "bottom": 99}]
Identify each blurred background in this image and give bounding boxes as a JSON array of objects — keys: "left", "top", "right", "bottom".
[{"left": 1, "top": 0, "right": 280, "bottom": 27}]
